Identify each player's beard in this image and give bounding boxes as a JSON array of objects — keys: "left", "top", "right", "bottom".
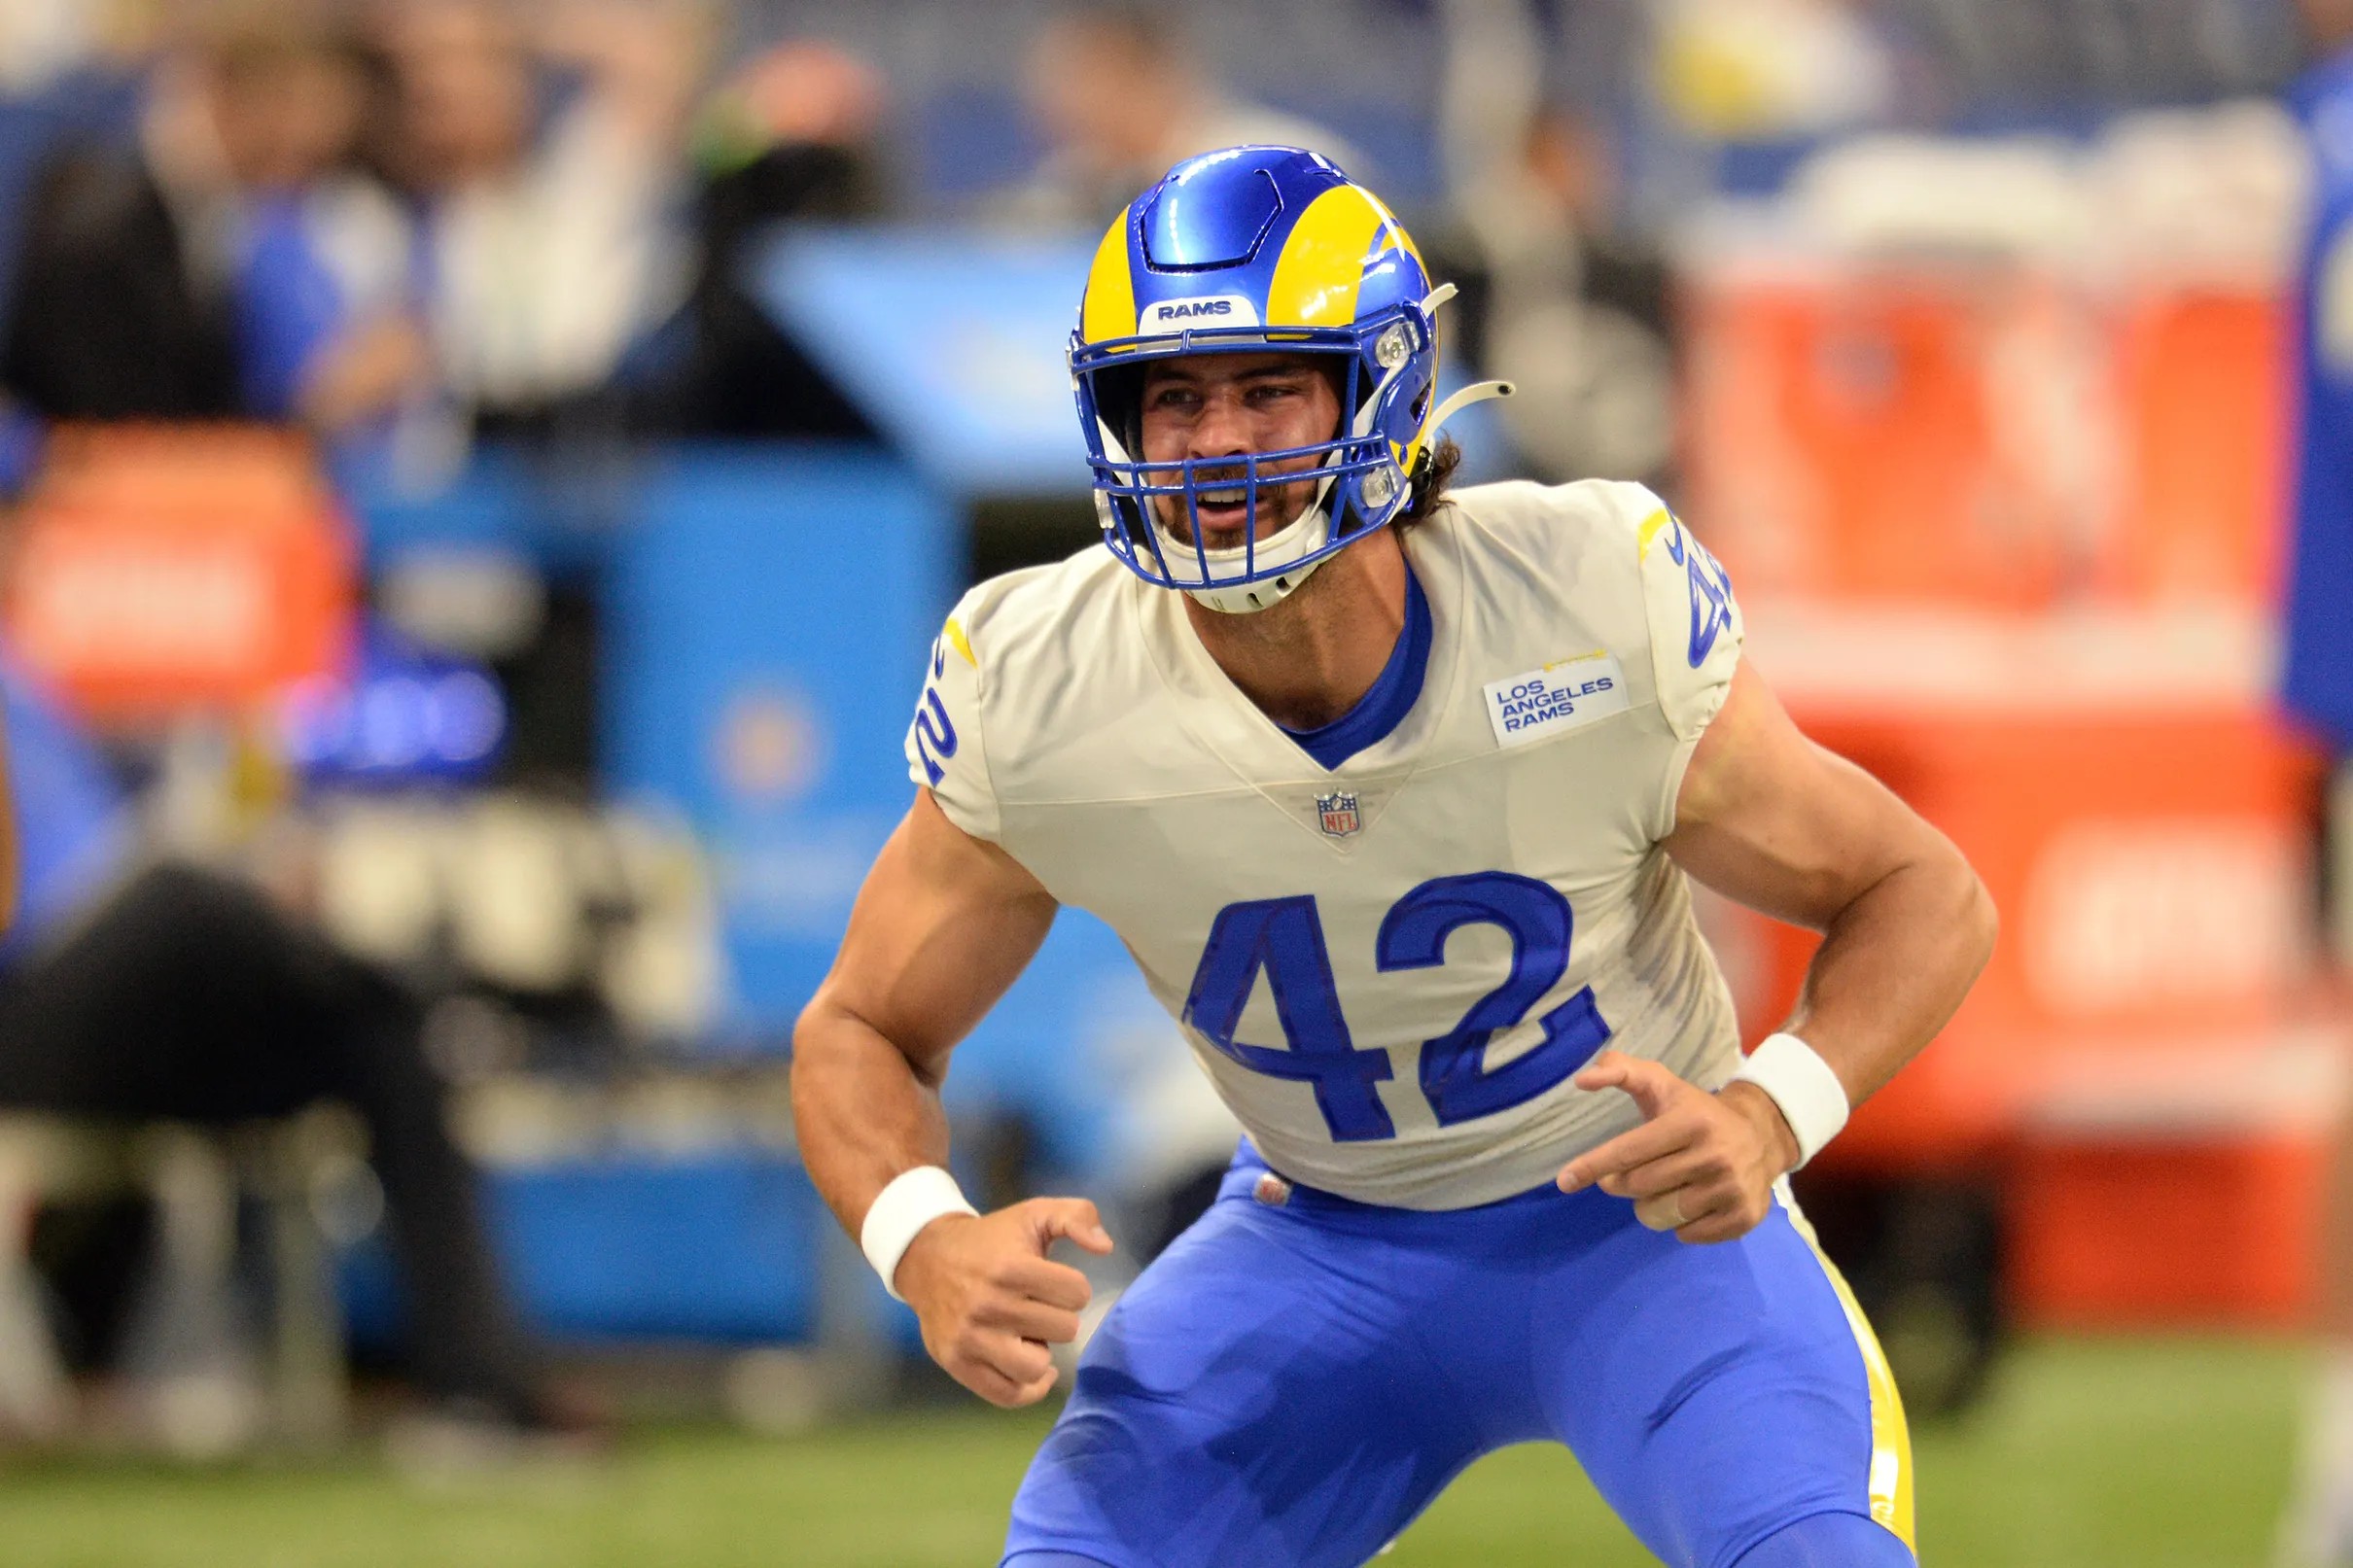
[{"left": 1179, "top": 517, "right": 1359, "bottom": 644}]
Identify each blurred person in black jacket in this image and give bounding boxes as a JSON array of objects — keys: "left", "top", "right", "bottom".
[
  {"left": 636, "top": 38, "right": 887, "bottom": 439},
  {"left": 0, "top": 72, "right": 241, "bottom": 420},
  {"left": 1, "top": 11, "right": 374, "bottom": 423},
  {"left": 1451, "top": 102, "right": 1675, "bottom": 490},
  {"left": 0, "top": 654, "right": 553, "bottom": 1436},
  {"left": 1434, "top": 1, "right": 1674, "bottom": 489},
  {"left": 0, "top": 8, "right": 440, "bottom": 447}
]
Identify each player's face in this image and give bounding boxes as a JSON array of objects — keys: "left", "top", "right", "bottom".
[{"left": 1137, "top": 353, "right": 1344, "bottom": 549}]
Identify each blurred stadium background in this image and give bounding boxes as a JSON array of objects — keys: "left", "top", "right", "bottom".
[{"left": 0, "top": 0, "right": 2338, "bottom": 1562}]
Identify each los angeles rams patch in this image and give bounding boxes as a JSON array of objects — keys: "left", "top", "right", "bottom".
[{"left": 1483, "top": 653, "right": 1631, "bottom": 748}]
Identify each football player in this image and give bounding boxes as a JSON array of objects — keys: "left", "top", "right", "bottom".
[
  {"left": 2277, "top": 3, "right": 2353, "bottom": 1562},
  {"left": 791, "top": 146, "right": 1995, "bottom": 1568}
]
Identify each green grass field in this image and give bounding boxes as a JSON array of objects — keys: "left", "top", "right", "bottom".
[{"left": 0, "top": 1334, "right": 2301, "bottom": 1567}]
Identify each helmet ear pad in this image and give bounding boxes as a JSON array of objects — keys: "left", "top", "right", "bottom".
[
  {"left": 1326, "top": 334, "right": 1436, "bottom": 538},
  {"left": 1092, "top": 361, "right": 1149, "bottom": 456},
  {"left": 1314, "top": 358, "right": 1352, "bottom": 426}
]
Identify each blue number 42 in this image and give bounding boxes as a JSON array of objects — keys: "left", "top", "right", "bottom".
[{"left": 1180, "top": 873, "right": 1613, "bottom": 1141}]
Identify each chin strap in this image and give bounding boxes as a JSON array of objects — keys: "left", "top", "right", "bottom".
[{"left": 1427, "top": 378, "right": 1515, "bottom": 435}]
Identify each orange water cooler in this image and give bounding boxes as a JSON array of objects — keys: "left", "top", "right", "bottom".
[
  {"left": 1684, "top": 258, "right": 2335, "bottom": 1329},
  {"left": 4, "top": 426, "right": 357, "bottom": 721}
]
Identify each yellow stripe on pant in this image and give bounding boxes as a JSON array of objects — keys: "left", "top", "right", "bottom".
[{"left": 1781, "top": 1185, "right": 1918, "bottom": 1553}]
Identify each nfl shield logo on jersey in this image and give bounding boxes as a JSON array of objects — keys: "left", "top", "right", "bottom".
[{"left": 1316, "top": 791, "right": 1361, "bottom": 838}]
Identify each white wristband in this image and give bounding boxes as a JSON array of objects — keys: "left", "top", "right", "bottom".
[
  {"left": 860, "top": 1166, "right": 978, "bottom": 1302},
  {"left": 1729, "top": 1032, "right": 1850, "bottom": 1169}
]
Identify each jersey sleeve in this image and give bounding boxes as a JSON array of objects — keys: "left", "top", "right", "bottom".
[
  {"left": 903, "top": 596, "right": 1002, "bottom": 842},
  {"left": 1627, "top": 485, "right": 1743, "bottom": 832}
]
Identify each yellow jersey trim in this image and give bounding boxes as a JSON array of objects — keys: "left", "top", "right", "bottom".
[{"left": 1636, "top": 507, "right": 1675, "bottom": 561}]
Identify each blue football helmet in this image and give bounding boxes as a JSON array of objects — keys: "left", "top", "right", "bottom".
[{"left": 1069, "top": 146, "right": 1508, "bottom": 613}]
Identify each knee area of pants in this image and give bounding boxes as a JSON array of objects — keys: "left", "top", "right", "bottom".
[
  {"left": 1728, "top": 1510, "right": 1914, "bottom": 1568},
  {"left": 1001, "top": 1554, "right": 1125, "bottom": 1568}
]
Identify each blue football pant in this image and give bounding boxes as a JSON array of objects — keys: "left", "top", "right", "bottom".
[
  {"left": 1002, "top": 1145, "right": 1915, "bottom": 1568},
  {"left": 1005, "top": 1515, "right": 1908, "bottom": 1568}
]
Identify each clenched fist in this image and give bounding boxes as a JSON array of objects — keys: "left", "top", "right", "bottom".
[{"left": 895, "top": 1198, "right": 1115, "bottom": 1407}]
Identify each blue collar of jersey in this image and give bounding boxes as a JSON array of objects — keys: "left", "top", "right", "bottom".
[{"left": 1279, "top": 563, "right": 1432, "bottom": 771}]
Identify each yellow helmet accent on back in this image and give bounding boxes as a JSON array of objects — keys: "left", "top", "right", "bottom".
[{"left": 1080, "top": 214, "right": 1138, "bottom": 345}]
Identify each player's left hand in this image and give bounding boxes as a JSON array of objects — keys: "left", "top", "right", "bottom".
[{"left": 1554, "top": 1050, "right": 1803, "bottom": 1244}]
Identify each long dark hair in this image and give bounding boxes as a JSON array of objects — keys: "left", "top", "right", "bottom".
[{"left": 1393, "top": 436, "right": 1462, "bottom": 533}]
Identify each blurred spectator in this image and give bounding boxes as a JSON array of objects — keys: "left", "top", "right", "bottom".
[
  {"left": 1870, "top": 0, "right": 2300, "bottom": 113},
  {"left": 0, "top": 0, "right": 178, "bottom": 96},
  {"left": 0, "top": 0, "right": 100, "bottom": 97},
  {"left": 1438, "top": 2, "right": 1674, "bottom": 486},
  {"left": 0, "top": 49, "right": 244, "bottom": 419},
  {"left": 1650, "top": 0, "right": 1896, "bottom": 142},
  {"left": 1458, "top": 103, "right": 1674, "bottom": 488},
  {"left": 1001, "top": 4, "right": 1367, "bottom": 232},
  {"left": 0, "top": 8, "right": 407, "bottom": 431},
  {"left": 0, "top": 655, "right": 552, "bottom": 1431},
  {"left": 367, "top": 0, "right": 704, "bottom": 437},
  {"left": 214, "top": 28, "right": 424, "bottom": 440},
  {"left": 640, "top": 39, "right": 888, "bottom": 438}
]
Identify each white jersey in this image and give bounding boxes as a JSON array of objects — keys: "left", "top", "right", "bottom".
[{"left": 905, "top": 479, "right": 1747, "bottom": 1209}]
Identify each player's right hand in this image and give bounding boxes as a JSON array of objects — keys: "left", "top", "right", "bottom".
[{"left": 894, "top": 1198, "right": 1114, "bottom": 1408}]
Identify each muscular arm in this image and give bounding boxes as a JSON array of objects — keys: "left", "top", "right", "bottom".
[
  {"left": 791, "top": 788, "right": 1109, "bottom": 1406},
  {"left": 1560, "top": 661, "right": 1995, "bottom": 1240},
  {"left": 1664, "top": 661, "right": 1996, "bottom": 1109},
  {"left": 791, "top": 786, "right": 1057, "bottom": 1241}
]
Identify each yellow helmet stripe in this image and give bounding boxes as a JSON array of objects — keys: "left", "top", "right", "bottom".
[
  {"left": 1265, "top": 186, "right": 1390, "bottom": 329},
  {"left": 1360, "top": 188, "right": 1424, "bottom": 273},
  {"left": 1080, "top": 212, "right": 1138, "bottom": 344}
]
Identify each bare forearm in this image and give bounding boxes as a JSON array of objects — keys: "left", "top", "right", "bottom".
[
  {"left": 1781, "top": 851, "right": 1996, "bottom": 1104},
  {"left": 790, "top": 1001, "right": 954, "bottom": 1240}
]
